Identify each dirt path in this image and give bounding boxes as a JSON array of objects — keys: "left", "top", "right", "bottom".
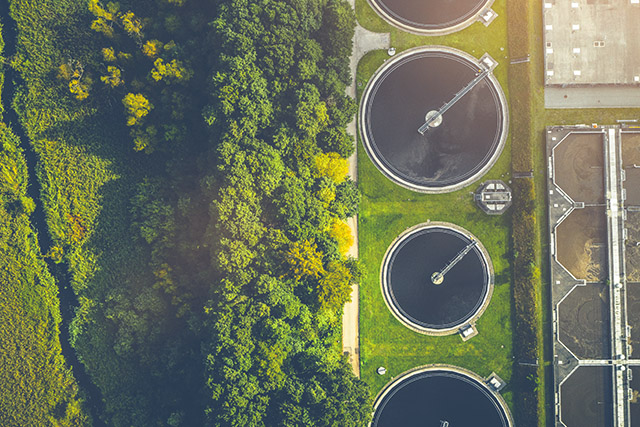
[{"left": 342, "top": 1, "right": 390, "bottom": 378}]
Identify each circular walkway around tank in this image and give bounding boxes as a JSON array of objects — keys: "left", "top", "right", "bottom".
[
  {"left": 367, "top": 0, "right": 494, "bottom": 35},
  {"left": 372, "top": 365, "right": 513, "bottom": 427},
  {"left": 380, "top": 222, "right": 493, "bottom": 335},
  {"left": 359, "top": 46, "right": 508, "bottom": 193}
]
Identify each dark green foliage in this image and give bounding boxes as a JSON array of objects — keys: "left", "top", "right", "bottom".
[
  {"left": 130, "top": 177, "right": 176, "bottom": 253},
  {"left": 7, "top": 0, "right": 367, "bottom": 425},
  {"left": 512, "top": 179, "right": 538, "bottom": 355},
  {"left": 317, "top": 0, "right": 356, "bottom": 63},
  {"left": 510, "top": 178, "right": 540, "bottom": 427},
  {"left": 318, "top": 126, "right": 356, "bottom": 158},
  {"left": 202, "top": 0, "right": 370, "bottom": 425},
  {"left": 508, "top": 1, "right": 541, "bottom": 423},
  {"left": 332, "top": 178, "right": 360, "bottom": 219}
]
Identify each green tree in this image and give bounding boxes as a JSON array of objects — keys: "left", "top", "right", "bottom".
[
  {"left": 318, "top": 0, "right": 356, "bottom": 59},
  {"left": 295, "top": 83, "right": 328, "bottom": 139},
  {"left": 331, "top": 179, "right": 359, "bottom": 219},
  {"left": 318, "top": 261, "right": 352, "bottom": 311}
]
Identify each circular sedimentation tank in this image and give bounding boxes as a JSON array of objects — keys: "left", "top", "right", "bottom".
[
  {"left": 359, "top": 46, "right": 508, "bottom": 193},
  {"left": 368, "top": 0, "right": 494, "bottom": 35},
  {"left": 372, "top": 365, "right": 513, "bottom": 427},
  {"left": 381, "top": 222, "right": 493, "bottom": 335}
]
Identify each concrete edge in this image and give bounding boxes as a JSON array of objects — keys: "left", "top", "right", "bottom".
[
  {"left": 369, "top": 363, "right": 514, "bottom": 427},
  {"left": 378, "top": 221, "right": 495, "bottom": 336},
  {"left": 365, "top": 0, "right": 496, "bottom": 36},
  {"left": 358, "top": 45, "right": 509, "bottom": 194}
]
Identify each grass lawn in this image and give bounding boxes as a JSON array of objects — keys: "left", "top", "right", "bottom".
[
  {"left": 357, "top": 0, "right": 640, "bottom": 423},
  {"left": 355, "top": 0, "right": 515, "bottom": 409}
]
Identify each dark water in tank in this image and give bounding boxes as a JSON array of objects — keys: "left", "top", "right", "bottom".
[
  {"left": 387, "top": 228, "right": 488, "bottom": 329},
  {"left": 373, "top": 0, "right": 489, "bottom": 29},
  {"left": 364, "top": 52, "right": 502, "bottom": 188},
  {"left": 561, "top": 366, "right": 613, "bottom": 427},
  {"left": 373, "top": 370, "right": 509, "bottom": 426}
]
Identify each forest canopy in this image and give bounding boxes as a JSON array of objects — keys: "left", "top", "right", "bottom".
[{"left": 2, "top": 0, "right": 369, "bottom": 425}]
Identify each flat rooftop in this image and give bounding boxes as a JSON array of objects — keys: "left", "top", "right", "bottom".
[{"left": 543, "top": 0, "right": 640, "bottom": 86}]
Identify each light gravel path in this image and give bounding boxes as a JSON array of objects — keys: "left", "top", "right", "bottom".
[{"left": 342, "top": 1, "right": 390, "bottom": 378}]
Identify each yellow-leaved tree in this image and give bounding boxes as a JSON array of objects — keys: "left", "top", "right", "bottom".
[
  {"left": 318, "top": 261, "right": 352, "bottom": 311},
  {"left": 101, "top": 66, "right": 123, "bottom": 87},
  {"left": 330, "top": 219, "right": 353, "bottom": 255},
  {"left": 315, "top": 152, "right": 348, "bottom": 182},
  {"left": 102, "top": 47, "right": 116, "bottom": 62},
  {"left": 150, "top": 58, "right": 192, "bottom": 82},
  {"left": 122, "top": 93, "right": 153, "bottom": 126},
  {"left": 142, "top": 40, "right": 163, "bottom": 58},
  {"left": 59, "top": 60, "right": 92, "bottom": 100}
]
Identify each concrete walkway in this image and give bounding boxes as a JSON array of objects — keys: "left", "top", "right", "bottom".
[
  {"left": 342, "top": 1, "right": 390, "bottom": 378},
  {"left": 545, "top": 86, "right": 640, "bottom": 109}
]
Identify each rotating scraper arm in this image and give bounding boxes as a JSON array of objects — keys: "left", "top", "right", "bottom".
[
  {"left": 431, "top": 240, "right": 478, "bottom": 284},
  {"left": 418, "top": 68, "right": 490, "bottom": 135}
]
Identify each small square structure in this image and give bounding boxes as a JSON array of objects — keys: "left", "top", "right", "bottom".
[
  {"left": 485, "top": 372, "right": 507, "bottom": 392},
  {"left": 474, "top": 180, "right": 512, "bottom": 215},
  {"left": 459, "top": 324, "right": 478, "bottom": 342}
]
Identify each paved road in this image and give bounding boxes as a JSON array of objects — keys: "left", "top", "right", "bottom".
[{"left": 342, "top": 1, "right": 390, "bottom": 378}]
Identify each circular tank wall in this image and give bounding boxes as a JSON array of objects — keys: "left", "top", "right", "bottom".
[
  {"left": 381, "top": 222, "right": 493, "bottom": 335},
  {"left": 359, "top": 46, "right": 508, "bottom": 193},
  {"left": 368, "top": 0, "right": 494, "bottom": 35},
  {"left": 372, "top": 365, "right": 513, "bottom": 427}
]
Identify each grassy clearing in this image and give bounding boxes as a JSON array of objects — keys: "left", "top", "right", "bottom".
[
  {"left": 357, "top": 160, "right": 514, "bottom": 404},
  {"left": 0, "top": 17, "right": 87, "bottom": 426},
  {"left": 355, "top": 0, "right": 515, "bottom": 409},
  {"left": 0, "top": 124, "right": 88, "bottom": 426}
]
